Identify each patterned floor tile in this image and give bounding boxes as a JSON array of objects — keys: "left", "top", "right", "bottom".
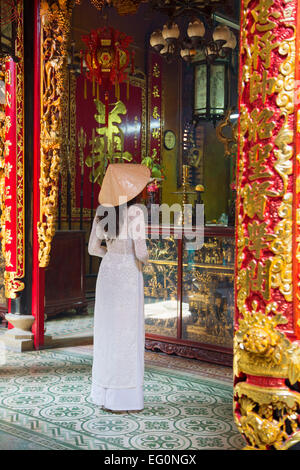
[{"left": 0, "top": 347, "right": 244, "bottom": 450}]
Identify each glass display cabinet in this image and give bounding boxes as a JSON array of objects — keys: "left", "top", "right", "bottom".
[{"left": 144, "top": 225, "right": 234, "bottom": 366}]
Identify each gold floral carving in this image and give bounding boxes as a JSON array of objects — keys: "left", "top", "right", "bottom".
[
  {"left": 234, "top": 383, "right": 300, "bottom": 450},
  {"left": 38, "top": 1, "right": 73, "bottom": 267},
  {"left": 234, "top": 302, "right": 300, "bottom": 383},
  {"left": 216, "top": 108, "right": 238, "bottom": 158}
]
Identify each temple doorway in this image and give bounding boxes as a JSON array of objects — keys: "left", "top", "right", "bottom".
[{"left": 41, "top": 0, "right": 239, "bottom": 364}]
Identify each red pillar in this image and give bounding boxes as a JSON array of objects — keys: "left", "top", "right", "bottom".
[
  {"left": 31, "top": 0, "right": 45, "bottom": 349},
  {"left": 233, "top": 0, "right": 300, "bottom": 450}
]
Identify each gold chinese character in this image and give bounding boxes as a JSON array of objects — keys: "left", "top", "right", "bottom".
[
  {"left": 248, "top": 143, "right": 273, "bottom": 180},
  {"left": 152, "top": 85, "right": 160, "bottom": 98},
  {"left": 4, "top": 140, "right": 12, "bottom": 157},
  {"left": 6, "top": 91, "right": 12, "bottom": 108},
  {"left": 5, "top": 162, "right": 13, "bottom": 179},
  {"left": 246, "top": 221, "right": 274, "bottom": 258},
  {"left": 153, "top": 63, "right": 160, "bottom": 78},
  {"left": 5, "top": 69, "right": 11, "bottom": 85},
  {"left": 5, "top": 186, "right": 12, "bottom": 200},
  {"left": 247, "top": 108, "right": 275, "bottom": 142},
  {"left": 250, "top": 32, "right": 279, "bottom": 70},
  {"left": 5, "top": 206, "right": 11, "bottom": 223},
  {"left": 249, "top": 70, "right": 276, "bottom": 104},
  {"left": 152, "top": 106, "right": 160, "bottom": 120},
  {"left": 151, "top": 148, "right": 158, "bottom": 160},
  {"left": 152, "top": 128, "right": 160, "bottom": 139},
  {"left": 5, "top": 250, "right": 13, "bottom": 268},
  {"left": 246, "top": 258, "right": 272, "bottom": 300},
  {"left": 5, "top": 228, "right": 13, "bottom": 246},
  {"left": 242, "top": 181, "right": 271, "bottom": 219},
  {"left": 251, "top": 0, "right": 280, "bottom": 32},
  {"left": 5, "top": 115, "right": 12, "bottom": 133}
]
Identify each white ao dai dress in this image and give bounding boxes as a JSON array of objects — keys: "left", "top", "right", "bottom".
[{"left": 88, "top": 204, "right": 148, "bottom": 411}]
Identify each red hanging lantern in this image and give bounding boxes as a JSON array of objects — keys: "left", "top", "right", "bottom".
[{"left": 81, "top": 26, "right": 133, "bottom": 126}]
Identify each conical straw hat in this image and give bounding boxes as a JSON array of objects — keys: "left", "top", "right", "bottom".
[{"left": 98, "top": 163, "right": 151, "bottom": 207}]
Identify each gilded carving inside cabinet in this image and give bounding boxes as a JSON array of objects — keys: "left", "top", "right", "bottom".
[
  {"left": 182, "top": 237, "right": 234, "bottom": 348},
  {"left": 144, "top": 236, "right": 178, "bottom": 338},
  {"left": 144, "top": 235, "right": 235, "bottom": 346}
]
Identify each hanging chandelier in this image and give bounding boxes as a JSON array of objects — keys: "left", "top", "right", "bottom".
[{"left": 149, "top": 0, "right": 237, "bottom": 62}]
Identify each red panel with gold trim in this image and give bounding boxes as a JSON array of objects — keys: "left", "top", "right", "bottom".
[
  {"left": 234, "top": 0, "right": 300, "bottom": 450},
  {"left": 148, "top": 52, "right": 163, "bottom": 173},
  {"left": 72, "top": 74, "right": 146, "bottom": 214},
  {"left": 3, "top": 0, "right": 25, "bottom": 299}
]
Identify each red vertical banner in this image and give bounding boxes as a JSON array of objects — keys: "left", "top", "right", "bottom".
[
  {"left": 3, "top": 53, "right": 25, "bottom": 300},
  {"left": 235, "top": 0, "right": 297, "bottom": 337},
  {"left": 234, "top": 0, "right": 300, "bottom": 450},
  {"left": 148, "top": 51, "right": 163, "bottom": 181},
  {"left": 4, "top": 59, "right": 17, "bottom": 274}
]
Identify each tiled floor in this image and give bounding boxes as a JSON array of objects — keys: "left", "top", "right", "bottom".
[{"left": 0, "top": 346, "right": 242, "bottom": 450}]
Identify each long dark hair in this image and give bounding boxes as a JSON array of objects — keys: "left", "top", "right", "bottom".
[{"left": 96, "top": 196, "right": 139, "bottom": 239}]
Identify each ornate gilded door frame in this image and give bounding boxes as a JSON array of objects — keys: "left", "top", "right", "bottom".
[
  {"left": 234, "top": 0, "right": 300, "bottom": 450},
  {"left": 32, "top": 0, "right": 73, "bottom": 348},
  {"left": 32, "top": 0, "right": 300, "bottom": 449}
]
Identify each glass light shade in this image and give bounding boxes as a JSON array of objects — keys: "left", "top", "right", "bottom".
[
  {"left": 150, "top": 30, "right": 165, "bottom": 52},
  {"left": 212, "top": 25, "right": 231, "bottom": 45},
  {"left": 160, "top": 44, "right": 169, "bottom": 56},
  {"left": 180, "top": 48, "right": 189, "bottom": 57},
  {"left": 180, "top": 48, "right": 191, "bottom": 62},
  {"left": 162, "top": 22, "right": 180, "bottom": 43},
  {"left": 223, "top": 31, "right": 237, "bottom": 50},
  {"left": 194, "top": 60, "right": 227, "bottom": 121},
  {"left": 180, "top": 48, "right": 196, "bottom": 62},
  {"left": 187, "top": 18, "right": 205, "bottom": 39}
]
